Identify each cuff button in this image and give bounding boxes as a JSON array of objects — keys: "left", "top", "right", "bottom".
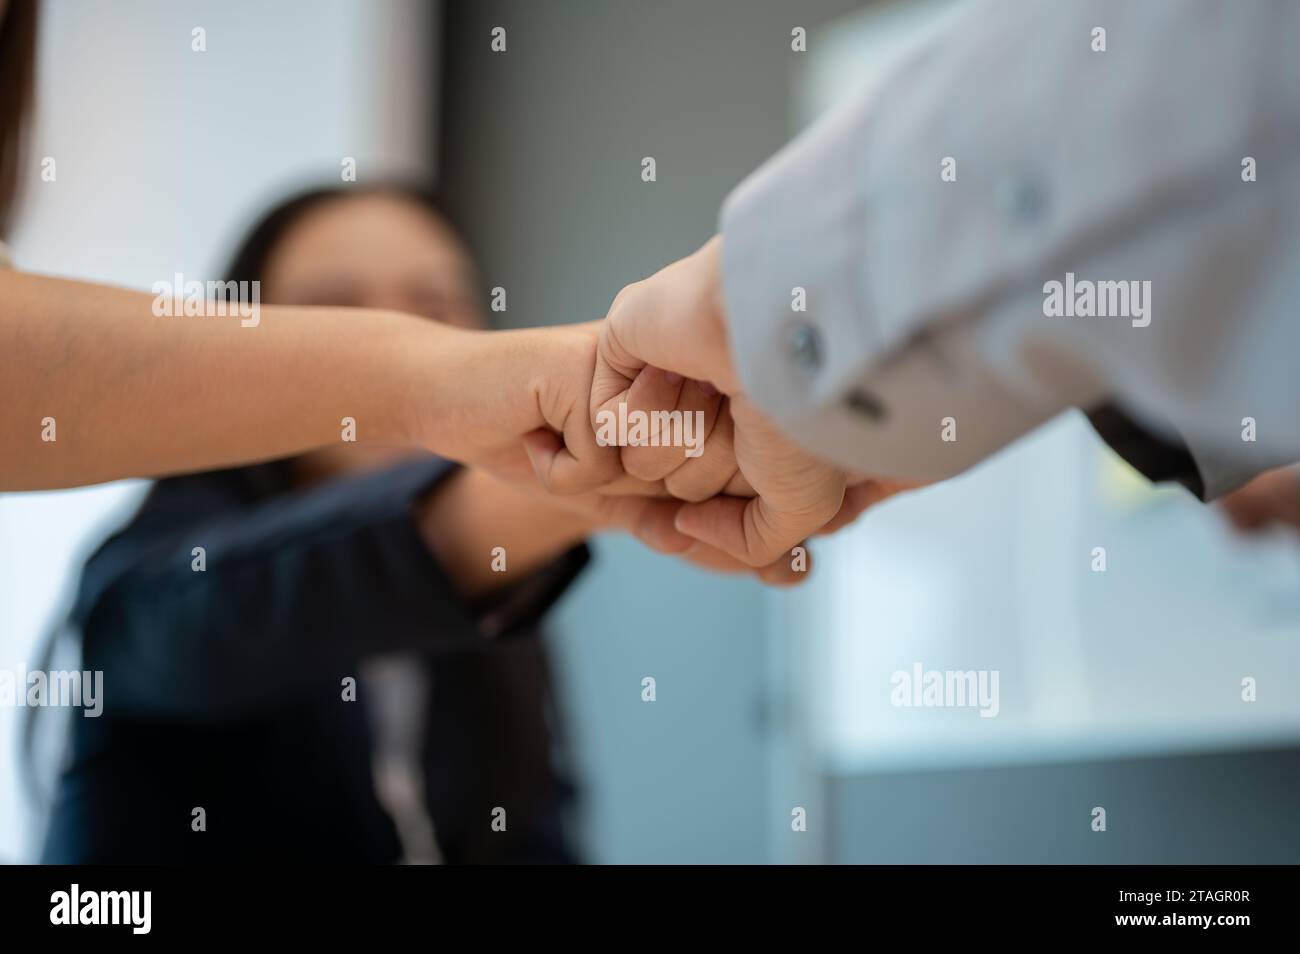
[
  {"left": 997, "top": 173, "right": 1048, "bottom": 226},
  {"left": 786, "top": 322, "right": 824, "bottom": 374}
]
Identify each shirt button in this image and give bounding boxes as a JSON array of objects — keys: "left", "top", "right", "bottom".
[
  {"left": 787, "top": 322, "right": 823, "bottom": 374},
  {"left": 997, "top": 173, "right": 1048, "bottom": 225}
]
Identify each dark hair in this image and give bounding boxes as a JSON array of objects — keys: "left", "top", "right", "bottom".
[
  {"left": 0, "top": 0, "right": 39, "bottom": 235},
  {"left": 222, "top": 181, "right": 470, "bottom": 287}
]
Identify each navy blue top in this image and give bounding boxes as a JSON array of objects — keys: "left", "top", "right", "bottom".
[{"left": 41, "top": 457, "right": 587, "bottom": 864}]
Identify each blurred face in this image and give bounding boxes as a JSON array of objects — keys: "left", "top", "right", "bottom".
[
  {"left": 261, "top": 191, "right": 483, "bottom": 480},
  {"left": 262, "top": 191, "right": 482, "bottom": 329}
]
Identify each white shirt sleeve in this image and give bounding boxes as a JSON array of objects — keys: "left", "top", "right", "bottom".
[{"left": 719, "top": 0, "right": 1300, "bottom": 493}]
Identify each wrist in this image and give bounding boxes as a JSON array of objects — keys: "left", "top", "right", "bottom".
[
  {"left": 368, "top": 310, "right": 454, "bottom": 449},
  {"left": 388, "top": 321, "right": 543, "bottom": 462}
]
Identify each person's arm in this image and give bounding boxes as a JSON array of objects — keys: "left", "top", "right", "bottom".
[
  {"left": 592, "top": 0, "right": 1300, "bottom": 545},
  {"left": 716, "top": 0, "right": 1300, "bottom": 489},
  {"left": 74, "top": 458, "right": 603, "bottom": 721},
  {"left": 75, "top": 450, "right": 810, "bottom": 720},
  {"left": 1, "top": 271, "right": 618, "bottom": 491},
  {"left": 592, "top": 238, "right": 912, "bottom": 566},
  {"left": 430, "top": 465, "right": 815, "bottom": 590}
]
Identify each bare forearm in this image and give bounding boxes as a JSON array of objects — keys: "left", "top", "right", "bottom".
[{"left": 1, "top": 270, "right": 453, "bottom": 489}]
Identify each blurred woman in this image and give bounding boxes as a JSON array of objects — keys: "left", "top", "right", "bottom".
[{"left": 38, "top": 184, "right": 792, "bottom": 863}]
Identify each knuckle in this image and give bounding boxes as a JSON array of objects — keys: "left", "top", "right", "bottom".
[
  {"left": 665, "top": 465, "right": 728, "bottom": 503},
  {"left": 621, "top": 446, "right": 678, "bottom": 482},
  {"left": 609, "top": 281, "right": 643, "bottom": 314},
  {"left": 664, "top": 480, "right": 716, "bottom": 504}
]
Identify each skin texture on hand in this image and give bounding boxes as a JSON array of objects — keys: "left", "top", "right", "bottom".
[
  {"left": 588, "top": 238, "right": 759, "bottom": 500},
  {"left": 591, "top": 236, "right": 735, "bottom": 419},
  {"left": 586, "top": 236, "right": 901, "bottom": 567},
  {"left": 417, "top": 466, "right": 813, "bottom": 594},
  {"left": 397, "top": 312, "right": 825, "bottom": 583},
  {"left": 671, "top": 394, "right": 847, "bottom": 566},
  {"left": 260, "top": 190, "right": 805, "bottom": 591},
  {"left": 402, "top": 319, "right": 622, "bottom": 493},
  {"left": 0, "top": 269, "right": 442, "bottom": 491}
]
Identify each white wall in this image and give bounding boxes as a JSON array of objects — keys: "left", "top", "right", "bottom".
[{"left": 0, "top": 0, "right": 434, "bottom": 862}]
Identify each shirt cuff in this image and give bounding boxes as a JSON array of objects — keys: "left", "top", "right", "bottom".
[
  {"left": 719, "top": 85, "right": 1060, "bottom": 481},
  {"left": 377, "top": 462, "right": 590, "bottom": 648},
  {"left": 717, "top": 0, "right": 1274, "bottom": 482},
  {"left": 719, "top": 84, "right": 879, "bottom": 436},
  {"left": 469, "top": 544, "right": 591, "bottom": 641}
]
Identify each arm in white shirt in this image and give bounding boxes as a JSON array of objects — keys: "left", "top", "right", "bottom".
[{"left": 720, "top": 0, "right": 1300, "bottom": 497}]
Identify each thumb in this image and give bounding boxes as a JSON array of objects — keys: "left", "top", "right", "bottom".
[{"left": 593, "top": 238, "right": 734, "bottom": 426}]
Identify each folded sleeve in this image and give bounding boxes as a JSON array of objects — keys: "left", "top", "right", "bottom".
[{"left": 720, "top": 0, "right": 1300, "bottom": 490}]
